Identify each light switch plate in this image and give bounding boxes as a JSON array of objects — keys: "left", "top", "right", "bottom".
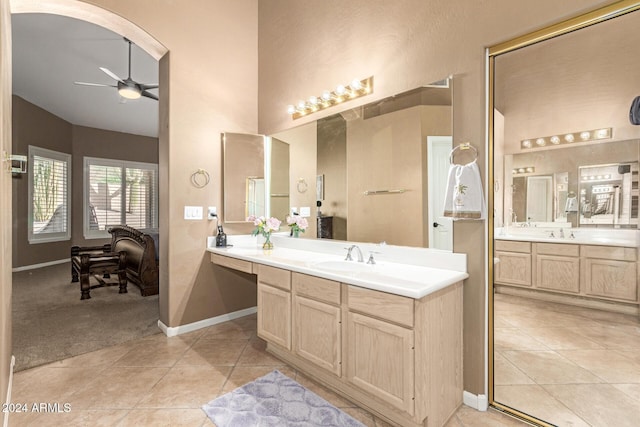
[
  {"left": 184, "top": 206, "right": 203, "bottom": 220},
  {"left": 299, "top": 206, "right": 311, "bottom": 217}
]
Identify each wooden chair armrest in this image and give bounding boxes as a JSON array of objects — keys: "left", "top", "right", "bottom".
[{"left": 71, "top": 244, "right": 111, "bottom": 256}]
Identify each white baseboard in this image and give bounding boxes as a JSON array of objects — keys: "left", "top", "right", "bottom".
[
  {"left": 12, "top": 259, "right": 69, "bottom": 272},
  {"left": 3, "top": 355, "right": 16, "bottom": 427},
  {"left": 463, "top": 391, "right": 488, "bottom": 411},
  {"left": 158, "top": 306, "right": 257, "bottom": 337}
]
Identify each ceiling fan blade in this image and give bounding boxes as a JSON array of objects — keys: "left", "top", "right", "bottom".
[
  {"left": 99, "top": 67, "right": 124, "bottom": 83},
  {"left": 141, "top": 90, "right": 159, "bottom": 101},
  {"left": 74, "top": 81, "right": 116, "bottom": 87},
  {"left": 140, "top": 84, "right": 159, "bottom": 90}
]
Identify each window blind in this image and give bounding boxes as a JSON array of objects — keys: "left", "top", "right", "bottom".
[{"left": 28, "top": 146, "right": 71, "bottom": 243}]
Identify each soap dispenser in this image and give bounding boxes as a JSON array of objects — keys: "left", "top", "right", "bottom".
[{"left": 216, "top": 225, "right": 227, "bottom": 247}]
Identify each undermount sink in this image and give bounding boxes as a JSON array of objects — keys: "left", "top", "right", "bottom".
[{"left": 312, "top": 260, "right": 373, "bottom": 273}]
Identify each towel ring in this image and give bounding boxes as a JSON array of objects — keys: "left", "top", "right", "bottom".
[
  {"left": 190, "top": 169, "right": 211, "bottom": 188},
  {"left": 449, "top": 142, "right": 478, "bottom": 164},
  {"left": 296, "top": 178, "right": 308, "bottom": 193}
]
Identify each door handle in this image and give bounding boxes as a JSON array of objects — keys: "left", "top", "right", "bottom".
[{"left": 433, "top": 222, "right": 442, "bottom": 228}]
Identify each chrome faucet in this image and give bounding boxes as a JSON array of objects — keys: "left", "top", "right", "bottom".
[
  {"left": 559, "top": 228, "right": 565, "bottom": 238},
  {"left": 511, "top": 210, "right": 517, "bottom": 225},
  {"left": 345, "top": 245, "right": 364, "bottom": 262}
]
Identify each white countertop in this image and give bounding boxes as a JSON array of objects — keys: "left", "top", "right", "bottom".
[
  {"left": 206, "top": 234, "right": 468, "bottom": 299},
  {"left": 495, "top": 227, "right": 638, "bottom": 247}
]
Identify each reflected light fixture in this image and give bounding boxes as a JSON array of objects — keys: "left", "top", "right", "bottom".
[
  {"left": 287, "top": 77, "right": 374, "bottom": 120},
  {"left": 512, "top": 166, "right": 535, "bottom": 175},
  {"left": 520, "top": 127, "right": 612, "bottom": 150}
]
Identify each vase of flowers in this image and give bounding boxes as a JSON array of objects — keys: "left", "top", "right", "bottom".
[
  {"left": 247, "top": 215, "right": 281, "bottom": 249},
  {"left": 286, "top": 215, "right": 309, "bottom": 238}
]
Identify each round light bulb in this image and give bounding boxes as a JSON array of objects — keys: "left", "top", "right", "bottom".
[
  {"left": 564, "top": 134, "right": 575, "bottom": 143},
  {"left": 335, "top": 85, "right": 346, "bottom": 95},
  {"left": 321, "top": 90, "right": 331, "bottom": 101},
  {"left": 350, "top": 79, "right": 362, "bottom": 90},
  {"left": 297, "top": 100, "right": 306, "bottom": 110},
  {"left": 535, "top": 138, "right": 546, "bottom": 146},
  {"left": 550, "top": 136, "right": 560, "bottom": 144},
  {"left": 580, "top": 131, "right": 591, "bottom": 140},
  {"left": 287, "top": 104, "right": 296, "bottom": 115},
  {"left": 308, "top": 96, "right": 318, "bottom": 105},
  {"left": 522, "top": 140, "right": 532, "bottom": 148}
]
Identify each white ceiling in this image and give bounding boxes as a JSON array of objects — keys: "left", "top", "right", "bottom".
[{"left": 12, "top": 13, "right": 159, "bottom": 138}]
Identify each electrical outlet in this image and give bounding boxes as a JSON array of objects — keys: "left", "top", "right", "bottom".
[{"left": 208, "top": 206, "right": 217, "bottom": 220}]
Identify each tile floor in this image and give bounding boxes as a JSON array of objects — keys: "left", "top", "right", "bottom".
[
  {"left": 7, "top": 314, "right": 523, "bottom": 427},
  {"left": 494, "top": 292, "right": 640, "bottom": 427}
]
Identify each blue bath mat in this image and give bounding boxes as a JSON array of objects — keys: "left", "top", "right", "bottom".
[{"left": 202, "top": 369, "right": 366, "bottom": 427}]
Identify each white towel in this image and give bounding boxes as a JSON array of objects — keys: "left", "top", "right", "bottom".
[
  {"left": 443, "top": 160, "right": 486, "bottom": 220},
  {"left": 564, "top": 196, "right": 578, "bottom": 212}
]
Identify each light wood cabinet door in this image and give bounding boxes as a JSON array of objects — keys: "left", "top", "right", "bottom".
[
  {"left": 293, "top": 295, "right": 341, "bottom": 376},
  {"left": 495, "top": 251, "right": 532, "bottom": 286},
  {"left": 583, "top": 258, "right": 638, "bottom": 302},
  {"left": 257, "top": 283, "right": 291, "bottom": 349},
  {"left": 536, "top": 255, "right": 580, "bottom": 294},
  {"left": 345, "top": 311, "right": 414, "bottom": 415}
]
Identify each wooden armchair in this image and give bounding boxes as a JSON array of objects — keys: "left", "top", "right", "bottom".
[{"left": 71, "top": 245, "right": 128, "bottom": 300}]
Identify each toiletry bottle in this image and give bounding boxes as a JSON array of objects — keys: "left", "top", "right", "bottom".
[{"left": 216, "top": 225, "right": 227, "bottom": 247}]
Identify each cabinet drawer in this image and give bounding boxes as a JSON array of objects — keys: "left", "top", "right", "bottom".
[
  {"left": 211, "top": 253, "right": 253, "bottom": 274},
  {"left": 495, "top": 240, "right": 531, "bottom": 253},
  {"left": 536, "top": 242, "right": 579, "bottom": 257},
  {"left": 347, "top": 286, "right": 414, "bottom": 328},
  {"left": 257, "top": 264, "right": 291, "bottom": 291},
  {"left": 293, "top": 273, "right": 340, "bottom": 305},
  {"left": 581, "top": 245, "right": 636, "bottom": 262}
]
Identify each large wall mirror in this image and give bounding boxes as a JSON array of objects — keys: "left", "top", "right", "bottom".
[
  {"left": 222, "top": 132, "right": 291, "bottom": 223},
  {"left": 489, "top": 2, "right": 640, "bottom": 426},
  {"left": 223, "top": 78, "right": 454, "bottom": 250}
]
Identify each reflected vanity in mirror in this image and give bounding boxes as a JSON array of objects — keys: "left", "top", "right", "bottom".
[{"left": 490, "top": 3, "right": 640, "bottom": 426}]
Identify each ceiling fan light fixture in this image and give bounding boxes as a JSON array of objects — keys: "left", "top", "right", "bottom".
[{"left": 118, "top": 81, "right": 141, "bottom": 100}]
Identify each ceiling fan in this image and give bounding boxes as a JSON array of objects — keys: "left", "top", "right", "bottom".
[{"left": 74, "top": 38, "right": 158, "bottom": 101}]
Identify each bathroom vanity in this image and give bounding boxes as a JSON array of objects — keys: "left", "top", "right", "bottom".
[
  {"left": 207, "top": 235, "right": 468, "bottom": 427},
  {"left": 495, "top": 228, "right": 639, "bottom": 313}
]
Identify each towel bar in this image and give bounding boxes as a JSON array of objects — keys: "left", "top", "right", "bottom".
[{"left": 363, "top": 189, "right": 407, "bottom": 195}]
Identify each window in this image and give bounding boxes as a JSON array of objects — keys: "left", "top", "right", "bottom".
[
  {"left": 84, "top": 157, "right": 158, "bottom": 239},
  {"left": 28, "top": 146, "right": 72, "bottom": 243}
]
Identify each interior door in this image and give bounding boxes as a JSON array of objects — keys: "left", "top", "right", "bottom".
[
  {"left": 427, "top": 136, "right": 453, "bottom": 251},
  {"left": 526, "top": 176, "right": 552, "bottom": 222}
]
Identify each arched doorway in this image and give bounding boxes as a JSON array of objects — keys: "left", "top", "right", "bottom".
[{"left": 9, "top": 0, "right": 169, "bottom": 359}]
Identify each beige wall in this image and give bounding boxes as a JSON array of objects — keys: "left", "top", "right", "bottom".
[
  {"left": 317, "top": 116, "right": 347, "bottom": 240},
  {"left": 11, "top": 96, "right": 158, "bottom": 268},
  {"left": 1, "top": 0, "right": 11, "bottom": 410},
  {"left": 496, "top": 10, "right": 640, "bottom": 153},
  {"left": 257, "top": 0, "right": 609, "bottom": 396},
  {"left": 1, "top": 0, "right": 614, "bottom": 403}
]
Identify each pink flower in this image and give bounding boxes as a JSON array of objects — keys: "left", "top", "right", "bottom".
[
  {"left": 295, "top": 217, "right": 308, "bottom": 230},
  {"left": 264, "top": 217, "right": 281, "bottom": 232}
]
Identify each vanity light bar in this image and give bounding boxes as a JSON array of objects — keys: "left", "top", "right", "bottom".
[
  {"left": 287, "top": 76, "right": 374, "bottom": 120},
  {"left": 520, "top": 127, "right": 612, "bottom": 150}
]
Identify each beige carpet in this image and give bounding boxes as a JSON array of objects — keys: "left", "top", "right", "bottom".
[{"left": 12, "top": 262, "right": 160, "bottom": 371}]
